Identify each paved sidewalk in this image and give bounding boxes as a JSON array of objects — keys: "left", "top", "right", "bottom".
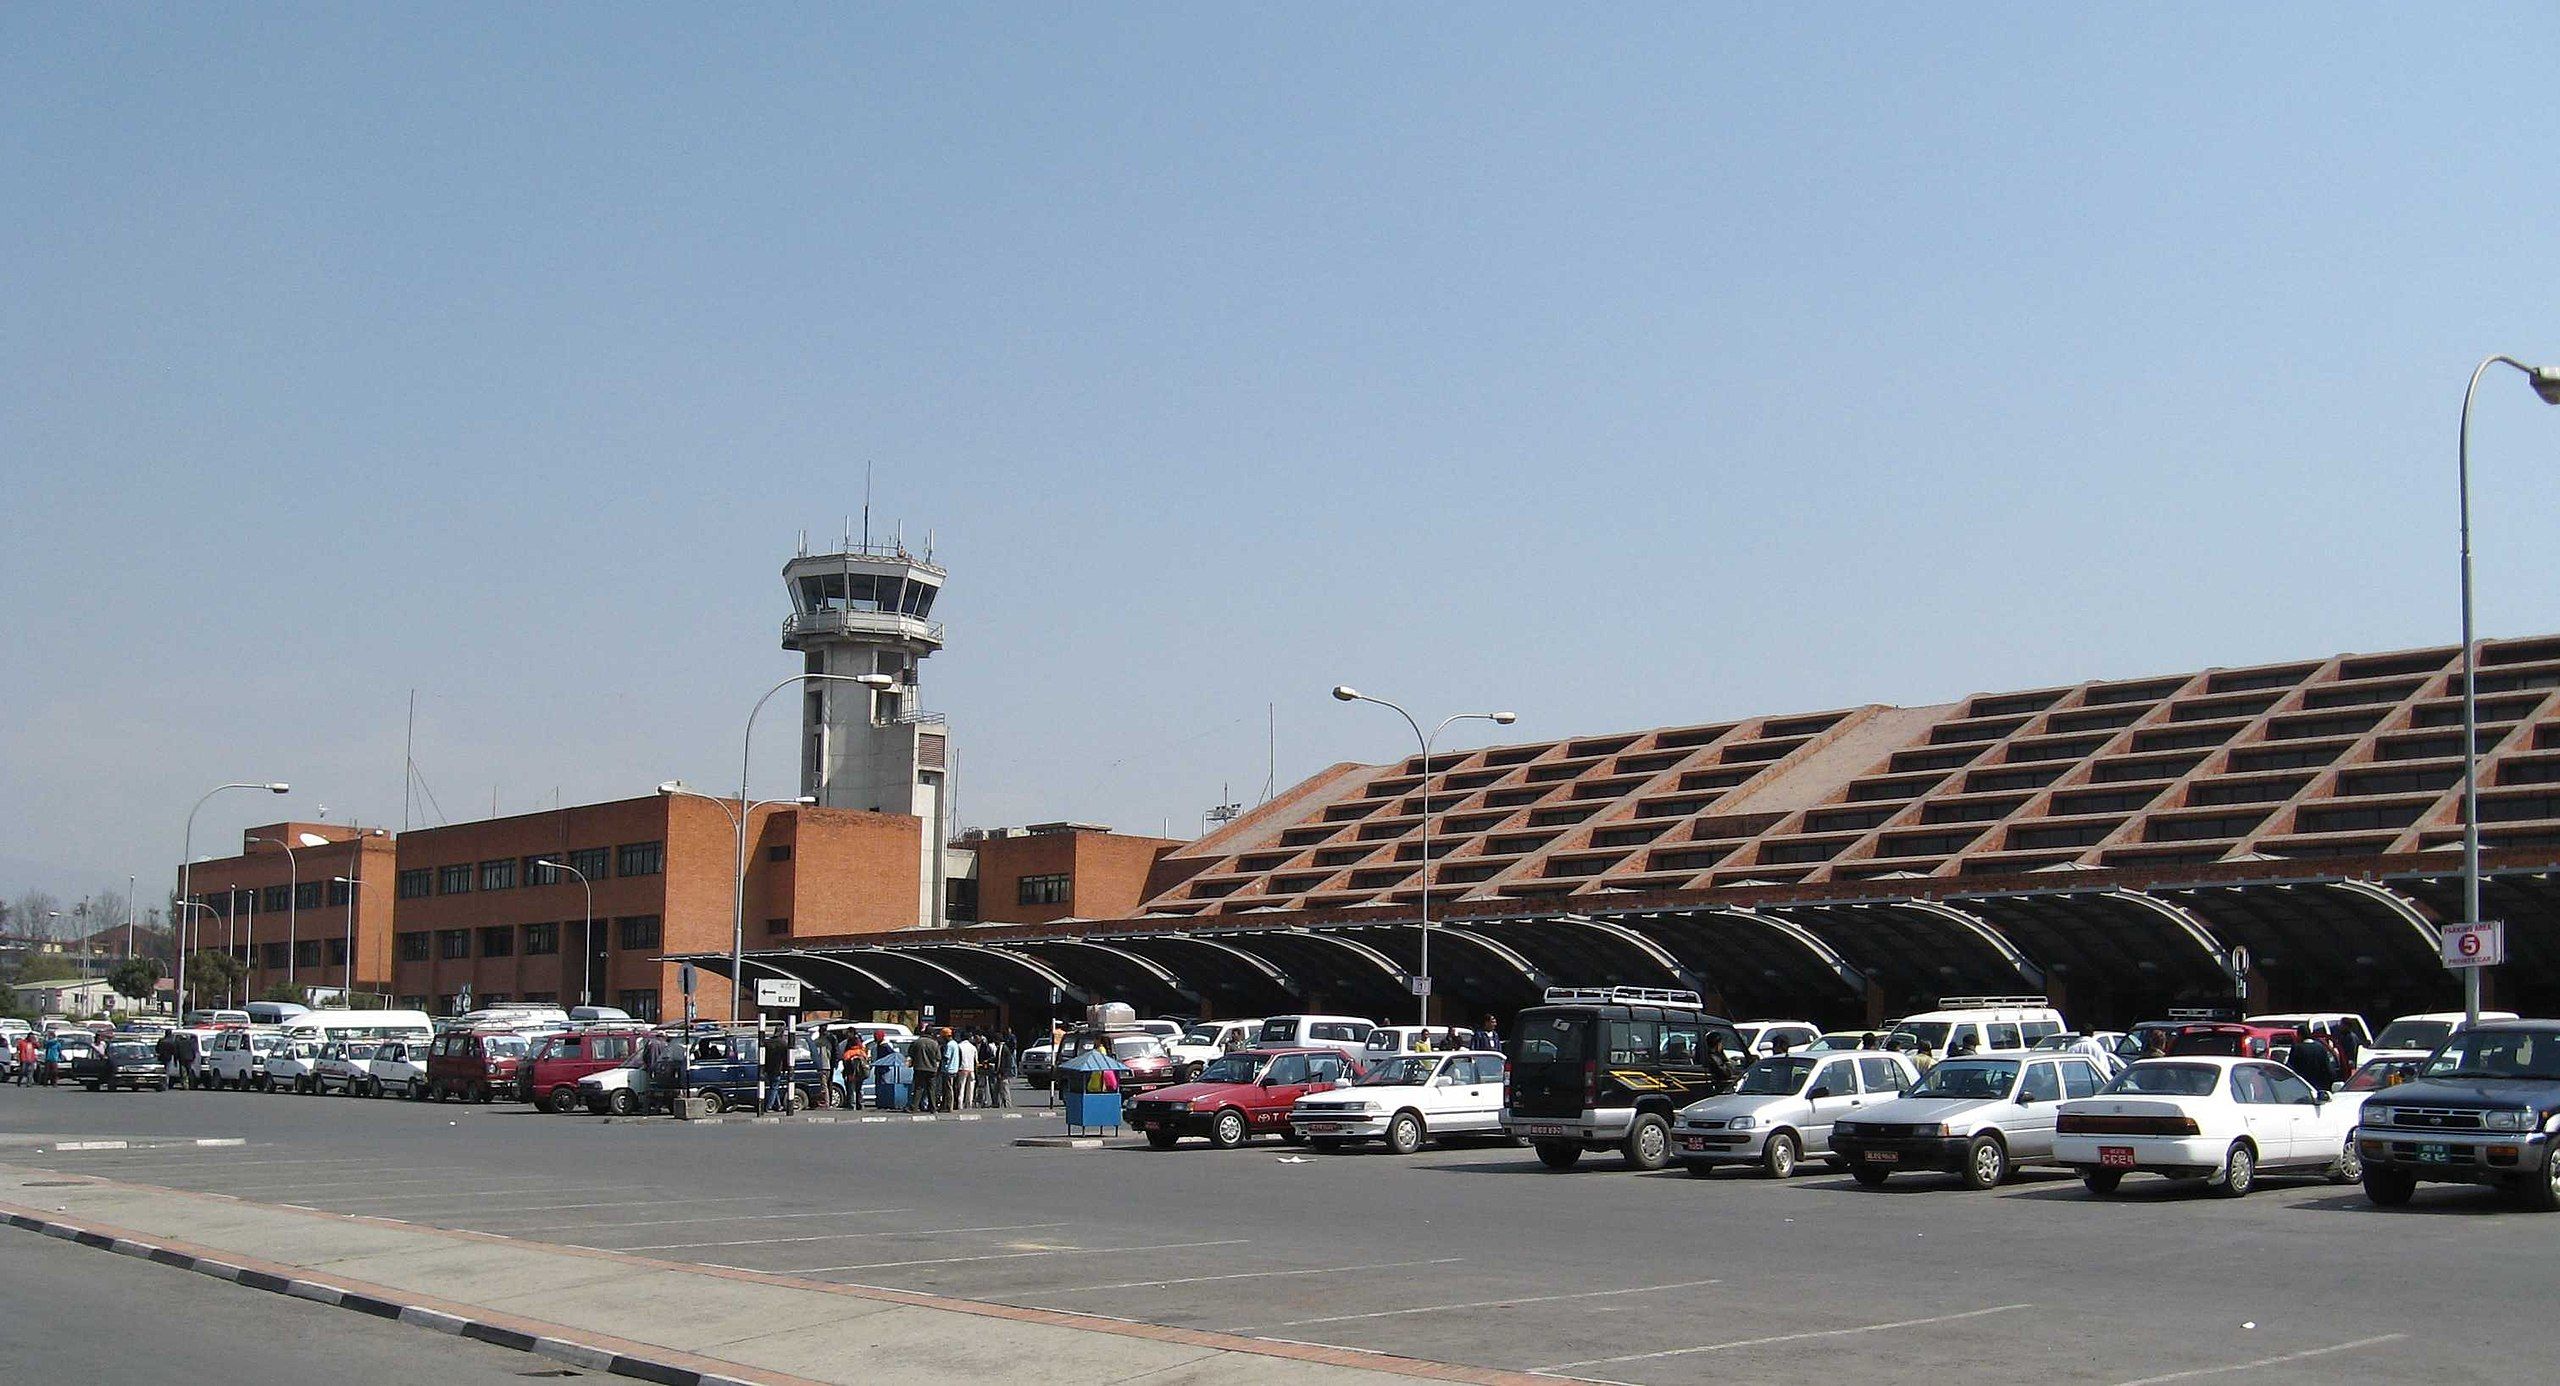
[{"left": 0, "top": 1161, "right": 1548, "bottom": 1386}]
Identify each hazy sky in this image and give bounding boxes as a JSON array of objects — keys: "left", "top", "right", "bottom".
[{"left": 5, "top": 8, "right": 2559, "bottom": 901}]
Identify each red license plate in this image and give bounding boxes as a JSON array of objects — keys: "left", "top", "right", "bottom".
[
  {"left": 1680, "top": 1137, "right": 1708, "bottom": 1151},
  {"left": 2100, "top": 1146, "right": 2136, "bottom": 1169},
  {"left": 1866, "top": 1150, "right": 1899, "bottom": 1164}
]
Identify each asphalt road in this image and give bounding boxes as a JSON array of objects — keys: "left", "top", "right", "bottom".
[
  {"left": 0, "top": 1203, "right": 581, "bottom": 1384},
  {"left": 0, "top": 1078, "right": 2537, "bottom": 1385}
]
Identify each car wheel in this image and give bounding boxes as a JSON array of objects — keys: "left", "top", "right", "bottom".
[
  {"left": 363, "top": 1078, "right": 383, "bottom": 1099},
  {"left": 1209, "top": 1108, "right": 1250, "bottom": 1150},
  {"left": 2523, "top": 1145, "right": 2560, "bottom": 1214},
  {"left": 1145, "top": 1129, "right": 1181, "bottom": 1150},
  {"left": 2362, "top": 1165, "right": 2416, "bottom": 1206},
  {"left": 1762, "top": 1131, "right": 1800, "bottom": 1180},
  {"left": 1535, "top": 1140, "right": 1584, "bottom": 1171},
  {"left": 539, "top": 1087, "right": 571, "bottom": 1115},
  {"left": 789, "top": 1085, "right": 812, "bottom": 1113},
  {"left": 83, "top": 1081, "right": 100, "bottom": 1092},
  {"left": 1850, "top": 1164, "right": 1891, "bottom": 1187},
  {"left": 256, "top": 1074, "right": 273, "bottom": 1093},
  {"left": 609, "top": 1089, "right": 642, "bottom": 1116},
  {"left": 1623, "top": 1115, "right": 1671, "bottom": 1171},
  {"left": 1387, "top": 1111, "right": 1426, "bottom": 1156},
  {"left": 1962, "top": 1135, "right": 2009, "bottom": 1191},
  {"left": 2082, "top": 1170, "right": 2125, "bottom": 1196},
  {"left": 2211, "top": 1140, "right": 2255, "bottom": 1199},
  {"left": 2328, "top": 1138, "right": 2364, "bottom": 1186}
]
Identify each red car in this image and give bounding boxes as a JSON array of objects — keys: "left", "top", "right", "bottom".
[
  {"left": 520, "top": 1027, "right": 650, "bottom": 1112},
  {"left": 2166, "top": 1021, "right": 2298, "bottom": 1060},
  {"left": 1127, "top": 1047, "right": 1363, "bottom": 1149},
  {"left": 424, "top": 1027, "right": 537, "bottom": 1102}
]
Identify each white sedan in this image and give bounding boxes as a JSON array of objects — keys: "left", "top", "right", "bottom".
[
  {"left": 1291, "top": 1051, "right": 1509, "bottom": 1154},
  {"left": 366, "top": 1039, "right": 428, "bottom": 1098},
  {"left": 2054, "top": 1056, "right": 2366, "bottom": 1197}
]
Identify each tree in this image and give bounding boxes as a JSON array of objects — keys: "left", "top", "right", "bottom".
[
  {"left": 188, "top": 949, "right": 248, "bottom": 1008},
  {"left": 9, "top": 890, "right": 61, "bottom": 939},
  {"left": 14, "top": 952, "right": 77, "bottom": 984},
  {"left": 257, "top": 980, "right": 302, "bottom": 1004},
  {"left": 109, "top": 956, "right": 165, "bottom": 1006}
]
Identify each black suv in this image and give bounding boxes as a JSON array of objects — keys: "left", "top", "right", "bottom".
[
  {"left": 73, "top": 1038, "right": 170, "bottom": 1092},
  {"left": 1504, "top": 987, "right": 1744, "bottom": 1171},
  {"left": 2359, "top": 1019, "right": 2560, "bottom": 1210}
]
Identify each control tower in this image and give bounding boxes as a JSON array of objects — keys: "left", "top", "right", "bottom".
[{"left": 782, "top": 535, "right": 951, "bottom": 927}]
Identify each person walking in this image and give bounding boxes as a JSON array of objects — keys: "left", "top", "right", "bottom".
[
  {"left": 841, "top": 1035, "right": 870, "bottom": 1111},
  {"left": 1046, "top": 1021, "right": 1065, "bottom": 1108},
  {"left": 987, "top": 1032, "right": 1011, "bottom": 1108},
  {"left": 15, "top": 1033, "right": 34, "bottom": 1086},
  {"left": 909, "top": 1028, "right": 943, "bottom": 1113},
  {"left": 759, "top": 1025, "right": 793, "bottom": 1114},
  {"left": 950, "top": 1030, "right": 977, "bottom": 1110}
]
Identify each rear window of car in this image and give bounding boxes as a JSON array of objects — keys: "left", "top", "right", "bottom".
[
  {"left": 1260, "top": 1019, "right": 1300, "bottom": 1043},
  {"left": 2104, "top": 1063, "right": 2221, "bottom": 1097},
  {"left": 1516, "top": 1014, "right": 1589, "bottom": 1064}
]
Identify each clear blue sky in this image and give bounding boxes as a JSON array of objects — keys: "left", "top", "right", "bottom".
[{"left": 5, "top": 8, "right": 2558, "bottom": 901}]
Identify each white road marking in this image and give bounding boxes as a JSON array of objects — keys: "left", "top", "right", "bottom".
[
  {"left": 502, "top": 1208, "right": 915, "bottom": 1234},
  {"left": 1259, "top": 1278, "right": 1723, "bottom": 1328},
  {"left": 786, "top": 1238, "right": 1252, "bottom": 1274},
  {"left": 1536, "top": 1304, "right": 2034, "bottom": 1371},
  {"left": 616, "top": 1221, "right": 1074, "bottom": 1252},
  {"left": 1053, "top": 1257, "right": 1464, "bottom": 1295},
  {"left": 2105, "top": 1334, "right": 2410, "bottom": 1386}
]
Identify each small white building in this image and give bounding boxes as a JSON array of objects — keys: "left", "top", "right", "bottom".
[{"left": 10, "top": 977, "right": 122, "bottom": 1016}]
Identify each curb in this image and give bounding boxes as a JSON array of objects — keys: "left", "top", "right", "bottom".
[
  {"left": 46, "top": 1137, "right": 246, "bottom": 1153},
  {"left": 0, "top": 1209, "right": 773, "bottom": 1386}
]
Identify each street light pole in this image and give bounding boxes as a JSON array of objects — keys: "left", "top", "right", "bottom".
[
  {"left": 330, "top": 868, "right": 361, "bottom": 1002},
  {"left": 732, "top": 671, "right": 894, "bottom": 1023},
  {"left": 533, "top": 860, "right": 594, "bottom": 1008},
  {"left": 177, "top": 781, "right": 289, "bottom": 1022},
  {"left": 2457, "top": 355, "right": 2560, "bottom": 1029},
  {"left": 1331, "top": 687, "right": 1517, "bottom": 1028},
  {"left": 247, "top": 835, "right": 296, "bottom": 993}
]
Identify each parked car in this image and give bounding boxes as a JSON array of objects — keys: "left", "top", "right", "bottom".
[
  {"left": 1254, "top": 1014, "right": 1378, "bottom": 1061},
  {"left": 38, "top": 1033, "right": 98, "bottom": 1085},
  {"left": 1055, "top": 1031, "right": 1184, "bottom": 1093},
  {"left": 523, "top": 1028, "right": 648, "bottom": 1112},
  {"left": 2346, "top": 1055, "right": 2427, "bottom": 1093},
  {"left": 244, "top": 1001, "right": 311, "bottom": 1027},
  {"left": 74, "top": 1037, "right": 170, "bottom": 1092},
  {"left": 367, "top": 1038, "right": 429, "bottom": 1098},
  {"left": 1504, "top": 986, "right": 1746, "bottom": 1171},
  {"left": 2166, "top": 1021, "right": 2298, "bottom": 1061},
  {"left": 1831, "top": 1051, "right": 2109, "bottom": 1189},
  {"left": 2030, "top": 1032, "right": 2132, "bottom": 1077},
  {"left": 1675, "top": 1050, "right": 1920, "bottom": 1178},
  {"left": 1801, "top": 1031, "right": 1878, "bottom": 1054},
  {"left": 1018, "top": 1039, "right": 1057, "bottom": 1086},
  {"left": 425, "top": 1028, "right": 532, "bottom": 1102},
  {"left": 1885, "top": 997, "right": 2068, "bottom": 1057},
  {"left": 2362, "top": 1010, "right": 2520, "bottom": 1067},
  {"left": 582, "top": 1030, "right": 827, "bottom": 1115},
  {"left": 1167, "top": 1019, "right": 1265, "bottom": 1078},
  {"left": 268, "top": 1036, "right": 323, "bottom": 1093},
  {"left": 1130, "top": 1047, "right": 1360, "bottom": 1148},
  {"left": 2247, "top": 1012, "right": 2375, "bottom": 1053},
  {"left": 1736, "top": 1020, "right": 1824, "bottom": 1057},
  {"left": 205, "top": 1027, "right": 290, "bottom": 1090},
  {"left": 163, "top": 1028, "right": 222, "bottom": 1089},
  {"left": 1294, "top": 1050, "right": 1509, "bottom": 1155},
  {"left": 2357, "top": 1019, "right": 2560, "bottom": 1210},
  {"left": 313, "top": 1039, "right": 380, "bottom": 1096},
  {"left": 2055, "top": 1055, "right": 2364, "bottom": 1197}
]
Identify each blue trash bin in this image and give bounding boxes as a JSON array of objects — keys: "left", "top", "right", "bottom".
[{"left": 1057, "top": 1046, "right": 1131, "bottom": 1135}]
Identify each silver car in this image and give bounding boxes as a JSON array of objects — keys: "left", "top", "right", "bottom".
[
  {"left": 1829, "top": 1052, "right": 2109, "bottom": 1189},
  {"left": 1674, "top": 1051, "right": 1918, "bottom": 1178}
]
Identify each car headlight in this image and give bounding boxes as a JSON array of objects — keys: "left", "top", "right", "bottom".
[
  {"left": 1725, "top": 1115, "right": 1757, "bottom": 1131},
  {"left": 1834, "top": 1120, "right": 1861, "bottom": 1135},
  {"left": 2366, "top": 1105, "right": 2397, "bottom": 1126},
  {"left": 2486, "top": 1108, "right": 2533, "bottom": 1132},
  {"left": 1935, "top": 1122, "right": 1963, "bottom": 1137}
]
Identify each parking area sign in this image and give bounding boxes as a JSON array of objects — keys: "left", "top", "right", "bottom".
[
  {"left": 2442, "top": 920, "right": 2505, "bottom": 969},
  {"left": 754, "top": 977, "right": 803, "bottom": 1008}
]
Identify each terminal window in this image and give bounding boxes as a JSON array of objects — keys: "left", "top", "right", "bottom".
[
  {"left": 480, "top": 926, "right": 515, "bottom": 958},
  {"left": 616, "top": 915, "right": 662, "bottom": 950},
  {"left": 398, "top": 933, "right": 429, "bottom": 962},
  {"left": 438, "top": 929, "right": 470, "bottom": 960},
  {"left": 524, "top": 922, "right": 558, "bottom": 955},
  {"left": 437, "top": 864, "right": 474, "bottom": 895},
  {"left": 480, "top": 858, "right": 516, "bottom": 891},
  {"left": 566, "top": 847, "right": 610, "bottom": 881},
  {"left": 1017, "top": 874, "right": 1071, "bottom": 906},
  {"left": 296, "top": 940, "right": 322, "bottom": 968},
  {"left": 616, "top": 841, "right": 665, "bottom": 877}
]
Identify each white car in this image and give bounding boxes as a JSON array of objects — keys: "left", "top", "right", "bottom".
[
  {"left": 1737, "top": 1020, "right": 1823, "bottom": 1056},
  {"left": 1360, "top": 1026, "right": 1469, "bottom": 1062},
  {"left": 1290, "top": 1050, "right": 1509, "bottom": 1155},
  {"left": 1255, "top": 1014, "right": 1378, "bottom": 1061},
  {"left": 1674, "top": 1050, "right": 1919, "bottom": 1178},
  {"left": 1168, "top": 1019, "right": 1263, "bottom": 1077},
  {"left": 268, "top": 1037, "right": 323, "bottom": 1093},
  {"left": 367, "top": 1038, "right": 428, "bottom": 1098},
  {"left": 2362, "top": 1010, "right": 2520, "bottom": 1067},
  {"left": 1831, "top": 1051, "right": 2111, "bottom": 1188},
  {"left": 2055, "top": 1055, "right": 2367, "bottom": 1197},
  {"left": 205, "top": 1027, "right": 289, "bottom": 1091},
  {"left": 314, "top": 1039, "right": 380, "bottom": 1096}
]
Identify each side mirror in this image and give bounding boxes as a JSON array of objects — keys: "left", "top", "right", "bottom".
[
  {"left": 2017, "top": 1092, "right": 2039, "bottom": 1105},
  {"left": 1807, "top": 1086, "right": 1832, "bottom": 1100},
  {"left": 2312, "top": 1089, "right": 2330, "bottom": 1105}
]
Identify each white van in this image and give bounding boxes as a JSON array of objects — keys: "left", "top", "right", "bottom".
[
  {"left": 282, "top": 1009, "right": 436, "bottom": 1047},
  {"left": 1886, "top": 996, "right": 2067, "bottom": 1058},
  {"left": 1171, "top": 1019, "right": 1265, "bottom": 1074},
  {"left": 462, "top": 1005, "right": 569, "bottom": 1030},
  {"left": 1256, "top": 1014, "right": 1377, "bottom": 1059}
]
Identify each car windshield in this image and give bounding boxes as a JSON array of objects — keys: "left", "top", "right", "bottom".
[
  {"left": 107, "top": 1043, "right": 154, "bottom": 1062},
  {"left": 2029, "top": 1035, "right": 2078, "bottom": 1051},
  {"left": 1737, "top": 1057, "right": 1817, "bottom": 1096},
  {"left": 1182, "top": 1025, "right": 1226, "bottom": 1046},
  {"left": 2375, "top": 1019, "right": 2456, "bottom": 1051},
  {"left": 1907, "top": 1059, "right": 2018, "bottom": 1099},
  {"left": 1109, "top": 1037, "right": 1165, "bottom": 1060},
  {"left": 1196, "top": 1055, "right": 1261, "bottom": 1084},
  {"left": 2422, "top": 1030, "right": 2560, "bottom": 1081},
  {"left": 341, "top": 1042, "right": 379, "bottom": 1059},
  {"left": 1362, "top": 1056, "right": 1443, "bottom": 1086},
  {"left": 1890, "top": 1022, "right": 1952, "bottom": 1051},
  {"left": 2346, "top": 1060, "right": 2419, "bottom": 1092},
  {"left": 488, "top": 1036, "right": 528, "bottom": 1057},
  {"left": 2103, "top": 1063, "right": 2221, "bottom": 1097}
]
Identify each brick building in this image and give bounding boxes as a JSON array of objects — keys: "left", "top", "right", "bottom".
[
  {"left": 961, "top": 823, "right": 1188, "bottom": 926},
  {"left": 180, "top": 824, "right": 400, "bottom": 1005}
]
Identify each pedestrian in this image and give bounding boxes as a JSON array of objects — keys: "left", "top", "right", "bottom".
[
  {"left": 1702, "top": 1032, "right": 1738, "bottom": 1088},
  {"left": 1861, "top": 1032, "right": 1881, "bottom": 1050},
  {"left": 1480, "top": 1015, "right": 1501, "bottom": 1051},
  {"left": 1911, "top": 1036, "right": 1937, "bottom": 1075},
  {"left": 841, "top": 1035, "right": 869, "bottom": 1111},
  {"left": 2333, "top": 1022, "right": 2361, "bottom": 1076},
  {"left": 1047, "top": 1020, "right": 1065, "bottom": 1108},
  {"left": 988, "top": 1032, "right": 1011, "bottom": 1108},
  {"left": 909, "top": 1028, "right": 943, "bottom": 1113},
  {"left": 15, "top": 1034, "right": 34, "bottom": 1085},
  {"left": 2288, "top": 1025, "right": 2338, "bottom": 1091},
  {"left": 951, "top": 1030, "right": 977, "bottom": 1109},
  {"left": 1769, "top": 1030, "right": 1794, "bottom": 1057},
  {"left": 760, "top": 1025, "right": 792, "bottom": 1114}
]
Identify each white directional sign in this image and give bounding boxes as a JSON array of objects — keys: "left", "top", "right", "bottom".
[
  {"left": 754, "top": 977, "right": 803, "bottom": 1008},
  {"left": 2442, "top": 920, "right": 2505, "bottom": 970}
]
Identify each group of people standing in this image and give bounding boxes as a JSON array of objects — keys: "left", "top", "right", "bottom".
[{"left": 832, "top": 1027, "right": 1015, "bottom": 1114}]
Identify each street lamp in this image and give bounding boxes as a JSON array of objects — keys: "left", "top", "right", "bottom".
[
  {"left": 2456, "top": 355, "right": 2560, "bottom": 1028},
  {"left": 724, "top": 671, "right": 895, "bottom": 1022},
  {"left": 329, "top": 874, "right": 360, "bottom": 1001},
  {"left": 658, "top": 782, "right": 817, "bottom": 1021},
  {"left": 1331, "top": 686, "right": 1518, "bottom": 1027},
  {"left": 177, "top": 781, "right": 289, "bottom": 1021},
  {"left": 532, "top": 859, "right": 595, "bottom": 1008}
]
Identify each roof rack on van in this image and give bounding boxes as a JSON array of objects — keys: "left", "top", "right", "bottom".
[
  {"left": 2166, "top": 1007, "right": 2238, "bottom": 1021},
  {"left": 1541, "top": 986, "right": 1703, "bottom": 1009},
  {"left": 1934, "top": 995, "right": 2050, "bottom": 1010}
]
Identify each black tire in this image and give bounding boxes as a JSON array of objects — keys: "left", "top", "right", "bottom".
[
  {"left": 2362, "top": 1165, "right": 2417, "bottom": 1207},
  {"left": 2523, "top": 1145, "right": 2560, "bottom": 1213},
  {"left": 1762, "top": 1131, "right": 1801, "bottom": 1180},
  {"left": 789, "top": 1084, "right": 811, "bottom": 1113},
  {"left": 256, "top": 1074, "right": 274, "bottom": 1093},
  {"left": 540, "top": 1087, "right": 573, "bottom": 1115},
  {"left": 1535, "top": 1140, "right": 1584, "bottom": 1171},
  {"left": 2082, "top": 1169, "right": 2125, "bottom": 1196},
  {"left": 1209, "top": 1108, "right": 1249, "bottom": 1150},
  {"left": 701, "top": 1089, "right": 729, "bottom": 1115},
  {"left": 1624, "top": 1114, "right": 1672, "bottom": 1171},
  {"left": 1962, "top": 1134, "right": 2009, "bottom": 1191},
  {"left": 1387, "top": 1111, "right": 1426, "bottom": 1156},
  {"left": 608, "top": 1088, "right": 642, "bottom": 1116},
  {"left": 2328, "top": 1138, "right": 2364, "bottom": 1186},
  {"left": 2211, "top": 1140, "right": 2255, "bottom": 1199},
  {"left": 1145, "top": 1129, "right": 1181, "bottom": 1150},
  {"left": 1850, "top": 1163, "right": 1891, "bottom": 1187},
  {"left": 473, "top": 1083, "right": 491, "bottom": 1103},
  {"left": 83, "top": 1081, "right": 100, "bottom": 1092}
]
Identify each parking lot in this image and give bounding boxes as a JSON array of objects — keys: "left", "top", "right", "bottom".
[{"left": 0, "top": 1078, "right": 2542, "bottom": 1384}]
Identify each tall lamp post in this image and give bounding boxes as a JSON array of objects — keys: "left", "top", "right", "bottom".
[
  {"left": 245, "top": 832, "right": 331, "bottom": 994},
  {"left": 729, "top": 671, "right": 895, "bottom": 1022},
  {"left": 1331, "top": 687, "right": 1517, "bottom": 1027},
  {"left": 178, "top": 781, "right": 289, "bottom": 1021},
  {"left": 2456, "top": 355, "right": 2560, "bottom": 1028},
  {"left": 658, "top": 783, "right": 818, "bottom": 1022},
  {"left": 329, "top": 870, "right": 362, "bottom": 1002},
  {"left": 533, "top": 859, "right": 595, "bottom": 1008}
]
